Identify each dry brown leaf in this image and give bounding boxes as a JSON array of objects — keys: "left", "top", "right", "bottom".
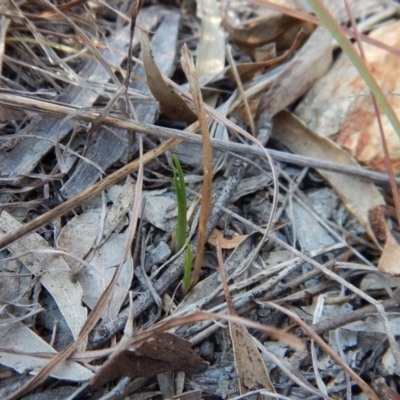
[
  {"left": 207, "top": 228, "right": 247, "bottom": 249},
  {"left": 378, "top": 229, "right": 400, "bottom": 276},
  {"left": 215, "top": 235, "right": 275, "bottom": 396},
  {"left": 295, "top": 20, "right": 400, "bottom": 173},
  {"left": 369, "top": 205, "right": 400, "bottom": 276},
  {"left": 335, "top": 20, "right": 400, "bottom": 172},
  {"left": 139, "top": 14, "right": 197, "bottom": 123},
  {"left": 272, "top": 111, "right": 385, "bottom": 245},
  {"left": 223, "top": 4, "right": 314, "bottom": 56}
]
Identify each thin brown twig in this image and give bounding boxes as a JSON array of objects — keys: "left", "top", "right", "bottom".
[
  {"left": 226, "top": 44, "right": 255, "bottom": 136},
  {"left": 180, "top": 45, "right": 213, "bottom": 290},
  {"left": 1, "top": 92, "right": 400, "bottom": 184},
  {"left": 265, "top": 302, "right": 379, "bottom": 400},
  {"left": 310, "top": 295, "right": 400, "bottom": 336}
]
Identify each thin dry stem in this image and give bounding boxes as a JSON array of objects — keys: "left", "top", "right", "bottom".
[
  {"left": 266, "top": 302, "right": 379, "bottom": 400},
  {"left": 225, "top": 44, "right": 255, "bottom": 136},
  {"left": 180, "top": 45, "right": 213, "bottom": 289}
]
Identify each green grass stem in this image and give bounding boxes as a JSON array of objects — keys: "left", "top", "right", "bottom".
[
  {"left": 172, "top": 154, "right": 187, "bottom": 250},
  {"left": 172, "top": 154, "right": 192, "bottom": 293}
]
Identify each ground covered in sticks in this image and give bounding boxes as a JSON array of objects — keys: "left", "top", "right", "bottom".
[{"left": 0, "top": 1, "right": 400, "bottom": 399}]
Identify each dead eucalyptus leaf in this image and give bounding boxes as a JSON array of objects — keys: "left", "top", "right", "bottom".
[
  {"left": 57, "top": 209, "right": 101, "bottom": 270},
  {"left": 77, "top": 232, "right": 134, "bottom": 321},
  {"left": 139, "top": 14, "right": 197, "bottom": 123},
  {"left": 229, "top": 321, "right": 276, "bottom": 395},
  {"left": 378, "top": 228, "right": 400, "bottom": 276},
  {"left": 0, "top": 323, "right": 93, "bottom": 382},
  {"left": 335, "top": 21, "right": 400, "bottom": 173},
  {"left": 272, "top": 111, "right": 385, "bottom": 244},
  {"left": 214, "top": 235, "right": 275, "bottom": 396},
  {"left": 207, "top": 228, "right": 247, "bottom": 249},
  {"left": 0, "top": 211, "right": 87, "bottom": 343},
  {"left": 296, "top": 20, "right": 400, "bottom": 173}
]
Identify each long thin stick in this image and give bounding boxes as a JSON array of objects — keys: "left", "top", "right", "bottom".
[
  {"left": 180, "top": 44, "right": 213, "bottom": 289},
  {"left": 0, "top": 92, "right": 398, "bottom": 184}
]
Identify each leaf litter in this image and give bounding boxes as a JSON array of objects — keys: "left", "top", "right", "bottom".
[{"left": 0, "top": 0, "right": 400, "bottom": 399}]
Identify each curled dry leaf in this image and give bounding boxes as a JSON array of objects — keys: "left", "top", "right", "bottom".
[
  {"left": 369, "top": 205, "right": 400, "bottom": 276},
  {"left": 223, "top": 3, "right": 315, "bottom": 56},
  {"left": 225, "top": 29, "right": 304, "bottom": 83},
  {"left": 207, "top": 228, "right": 247, "bottom": 249},
  {"left": 139, "top": 13, "right": 197, "bottom": 123}
]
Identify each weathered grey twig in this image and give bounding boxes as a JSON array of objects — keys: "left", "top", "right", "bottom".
[
  {"left": 309, "top": 296, "right": 400, "bottom": 336},
  {"left": 0, "top": 92, "right": 396, "bottom": 184}
]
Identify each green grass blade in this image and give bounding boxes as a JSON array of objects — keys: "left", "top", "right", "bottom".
[
  {"left": 172, "top": 154, "right": 187, "bottom": 250},
  {"left": 171, "top": 154, "right": 193, "bottom": 294}
]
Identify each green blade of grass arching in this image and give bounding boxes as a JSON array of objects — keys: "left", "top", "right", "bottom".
[{"left": 172, "top": 154, "right": 192, "bottom": 293}]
